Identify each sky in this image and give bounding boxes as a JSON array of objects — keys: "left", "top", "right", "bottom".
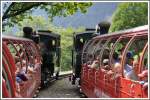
[
  {"left": 2, "top": 2, "right": 119, "bottom": 35},
  {"left": 32, "top": 2, "right": 119, "bottom": 28}
]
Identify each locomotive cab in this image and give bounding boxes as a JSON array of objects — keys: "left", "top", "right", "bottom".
[
  {"left": 38, "top": 30, "right": 61, "bottom": 86},
  {"left": 71, "top": 30, "right": 96, "bottom": 85}
]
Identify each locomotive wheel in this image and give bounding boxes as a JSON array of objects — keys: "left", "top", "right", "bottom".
[
  {"left": 79, "top": 88, "right": 87, "bottom": 98},
  {"left": 33, "top": 94, "right": 38, "bottom": 98},
  {"left": 79, "top": 88, "right": 82, "bottom": 93},
  {"left": 41, "top": 72, "right": 48, "bottom": 88},
  {"left": 55, "top": 71, "right": 59, "bottom": 80},
  {"left": 72, "top": 75, "right": 76, "bottom": 85},
  {"left": 80, "top": 93, "right": 87, "bottom": 98},
  {"left": 72, "top": 80, "right": 75, "bottom": 85}
]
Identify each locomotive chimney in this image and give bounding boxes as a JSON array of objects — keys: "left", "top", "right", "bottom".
[
  {"left": 23, "top": 27, "right": 40, "bottom": 44},
  {"left": 95, "top": 21, "right": 111, "bottom": 35},
  {"left": 32, "top": 31, "right": 40, "bottom": 44},
  {"left": 23, "top": 27, "right": 33, "bottom": 39}
]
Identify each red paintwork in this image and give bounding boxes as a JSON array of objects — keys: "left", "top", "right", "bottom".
[
  {"left": 2, "top": 35, "right": 41, "bottom": 98},
  {"left": 2, "top": 78, "right": 11, "bottom": 98},
  {"left": 81, "top": 25, "right": 148, "bottom": 98}
]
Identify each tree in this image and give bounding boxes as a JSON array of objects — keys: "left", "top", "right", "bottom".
[
  {"left": 2, "top": 2, "right": 92, "bottom": 28},
  {"left": 60, "top": 27, "right": 85, "bottom": 71},
  {"left": 2, "top": 2, "right": 90, "bottom": 71},
  {"left": 109, "top": 2, "right": 148, "bottom": 32}
]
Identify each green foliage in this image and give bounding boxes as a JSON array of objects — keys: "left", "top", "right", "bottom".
[
  {"left": 109, "top": 2, "right": 148, "bottom": 32},
  {"left": 60, "top": 27, "right": 85, "bottom": 71},
  {"left": 2, "top": 2, "right": 92, "bottom": 29},
  {"left": 2, "top": 2, "right": 91, "bottom": 71},
  {"left": 18, "top": 16, "right": 53, "bottom": 32}
]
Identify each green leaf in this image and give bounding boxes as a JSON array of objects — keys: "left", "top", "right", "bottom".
[{"left": 109, "top": 2, "right": 148, "bottom": 32}]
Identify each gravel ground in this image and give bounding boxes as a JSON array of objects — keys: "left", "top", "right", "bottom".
[{"left": 37, "top": 77, "right": 82, "bottom": 98}]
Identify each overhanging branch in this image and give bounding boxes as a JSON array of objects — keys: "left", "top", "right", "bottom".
[{"left": 2, "top": 2, "right": 53, "bottom": 21}]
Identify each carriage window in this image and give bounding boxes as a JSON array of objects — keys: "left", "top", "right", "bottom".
[
  {"left": 8, "top": 41, "right": 30, "bottom": 74},
  {"left": 76, "top": 37, "right": 84, "bottom": 51},
  {"left": 93, "top": 40, "right": 103, "bottom": 58},
  {"left": 52, "top": 40, "right": 55, "bottom": 46},
  {"left": 93, "top": 39, "right": 109, "bottom": 67},
  {"left": 17, "top": 43, "right": 30, "bottom": 72},
  {"left": 24, "top": 42, "right": 35, "bottom": 67},
  {"left": 141, "top": 46, "right": 148, "bottom": 71},
  {"left": 15, "top": 44, "right": 21, "bottom": 52},
  {"left": 7, "top": 44, "right": 17, "bottom": 57},
  {"left": 86, "top": 40, "right": 100, "bottom": 64},
  {"left": 16, "top": 44, "right": 27, "bottom": 61},
  {"left": 123, "top": 36, "right": 147, "bottom": 81},
  {"left": 8, "top": 42, "right": 27, "bottom": 68},
  {"left": 85, "top": 41, "right": 95, "bottom": 62},
  {"left": 86, "top": 39, "right": 106, "bottom": 69},
  {"left": 31, "top": 42, "right": 41, "bottom": 63},
  {"left": 128, "top": 37, "right": 147, "bottom": 60},
  {"left": 82, "top": 40, "right": 92, "bottom": 64},
  {"left": 143, "top": 50, "right": 148, "bottom": 70},
  {"left": 18, "top": 43, "right": 28, "bottom": 60},
  {"left": 100, "top": 38, "right": 118, "bottom": 67},
  {"left": 3, "top": 54, "right": 14, "bottom": 81},
  {"left": 94, "top": 40, "right": 106, "bottom": 57},
  {"left": 7, "top": 43, "right": 23, "bottom": 68},
  {"left": 111, "top": 37, "right": 131, "bottom": 66},
  {"left": 80, "top": 38, "right": 84, "bottom": 43}
]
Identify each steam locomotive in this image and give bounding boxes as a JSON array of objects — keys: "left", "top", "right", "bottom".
[{"left": 71, "top": 22, "right": 110, "bottom": 85}]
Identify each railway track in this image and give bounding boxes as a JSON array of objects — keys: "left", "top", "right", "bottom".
[
  {"left": 37, "top": 72, "right": 83, "bottom": 98},
  {"left": 49, "top": 71, "right": 72, "bottom": 82}
]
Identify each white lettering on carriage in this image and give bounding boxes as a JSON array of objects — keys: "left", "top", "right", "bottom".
[
  {"left": 94, "top": 87, "right": 110, "bottom": 98},
  {"left": 94, "top": 88, "right": 101, "bottom": 97},
  {"left": 101, "top": 91, "right": 110, "bottom": 98}
]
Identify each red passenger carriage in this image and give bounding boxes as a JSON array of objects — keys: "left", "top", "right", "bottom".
[
  {"left": 2, "top": 36, "right": 41, "bottom": 98},
  {"left": 81, "top": 25, "right": 148, "bottom": 98}
]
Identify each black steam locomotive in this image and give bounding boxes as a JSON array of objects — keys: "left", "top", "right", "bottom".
[
  {"left": 71, "top": 22, "right": 110, "bottom": 85},
  {"left": 38, "top": 30, "right": 61, "bottom": 86},
  {"left": 23, "top": 27, "right": 61, "bottom": 87}
]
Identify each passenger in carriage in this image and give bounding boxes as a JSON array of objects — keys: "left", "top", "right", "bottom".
[
  {"left": 34, "top": 57, "right": 41, "bottom": 66},
  {"left": 111, "top": 62, "right": 122, "bottom": 79},
  {"left": 124, "top": 51, "right": 133, "bottom": 76},
  {"left": 101, "top": 59, "right": 111, "bottom": 72},
  {"left": 105, "top": 52, "right": 121, "bottom": 76},
  {"left": 138, "top": 70, "right": 148, "bottom": 94},
  {"left": 22, "top": 59, "right": 35, "bottom": 77},
  {"left": 118, "top": 46, "right": 125, "bottom": 55},
  {"left": 15, "top": 62, "right": 28, "bottom": 92},
  {"left": 21, "top": 60, "right": 27, "bottom": 73},
  {"left": 87, "top": 54, "right": 93, "bottom": 67},
  {"left": 15, "top": 59, "right": 35, "bottom": 86},
  {"left": 125, "top": 57, "right": 139, "bottom": 81},
  {"left": 113, "top": 52, "right": 120, "bottom": 63},
  {"left": 90, "top": 56, "right": 100, "bottom": 69},
  {"left": 15, "top": 62, "right": 28, "bottom": 83},
  {"left": 138, "top": 70, "right": 148, "bottom": 83}
]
